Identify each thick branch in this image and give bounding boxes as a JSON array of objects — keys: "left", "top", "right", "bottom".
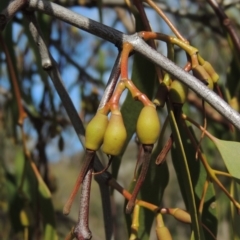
[
  {"left": 26, "top": 0, "right": 240, "bottom": 131},
  {"left": 28, "top": 0, "right": 123, "bottom": 46},
  {"left": 0, "top": 0, "right": 28, "bottom": 31}
]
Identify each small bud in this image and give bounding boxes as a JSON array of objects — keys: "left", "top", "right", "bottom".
[
  {"left": 192, "top": 65, "right": 214, "bottom": 90},
  {"left": 201, "top": 61, "right": 219, "bottom": 83}
]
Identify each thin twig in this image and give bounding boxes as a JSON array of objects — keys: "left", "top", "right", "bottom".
[
  {"left": 52, "top": 41, "right": 104, "bottom": 87},
  {"left": 155, "top": 134, "right": 173, "bottom": 165},
  {"left": 98, "top": 51, "right": 121, "bottom": 110},
  {"left": 63, "top": 150, "right": 95, "bottom": 215},
  {"left": 207, "top": 0, "right": 240, "bottom": 55},
  {"left": 187, "top": 91, "right": 229, "bottom": 127},
  {"left": 182, "top": 119, "right": 240, "bottom": 209},
  {"left": 0, "top": 34, "right": 27, "bottom": 125},
  {"left": 144, "top": 0, "right": 186, "bottom": 41},
  {"left": 133, "top": 0, "right": 163, "bottom": 82},
  {"left": 126, "top": 144, "right": 153, "bottom": 214}
]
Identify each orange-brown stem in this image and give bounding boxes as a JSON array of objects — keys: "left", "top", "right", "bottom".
[
  {"left": 139, "top": 31, "right": 159, "bottom": 41},
  {"left": 121, "top": 42, "right": 133, "bottom": 79},
  {"left": 92, "top": 156, "right": 113, "bottom": 176},
  {"left": 155, "top": 134, "right": 173, "bottom": 165},
  {"left": 126, "top": 144, "right": 153, "bottom": 214},
  {"left": 0, "top": 34, "right": 27, "bottom": 125},
  {"left": 63, "top": 149, "right": 95, "bottom": 215},
  {"left": 198, "top": 178, "right": 210, "bottom": 216},
  {"left": 125, "top": 79, "right": 153, "bottom": 106},
  {"left": 132, "top": 0, "right": 163, "bottom": 82},
  {"left": 144, "top": 0, "right": 186, "bottom": 41},
  {"left": 107, "top": 80, "right": 125, "bottom": 112},
  {"left": 183, "top": 61, "right": 192, "bottom": 72},
  {"left": 106, "top": 78, "right": 153, "bottom": 111},
  {"left": 140, "top": 32, "right": 198, "bottom": 56},
  {"left": 108, "top": 178, "right": 158, "bottom": 212}
]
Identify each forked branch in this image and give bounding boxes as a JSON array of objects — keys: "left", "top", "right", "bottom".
[{"left": 23, "top": 0, "right": 240, "bottom": 130}]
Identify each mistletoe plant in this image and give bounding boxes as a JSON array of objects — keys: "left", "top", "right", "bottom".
[{"left": 1, "top": 0, "right": 240, "bottom": 240}]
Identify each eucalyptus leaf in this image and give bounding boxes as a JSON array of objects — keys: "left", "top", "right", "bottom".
[
  {"left": 230, "top": 181, "right": 240, "bottom": 240},
  {"left": 174, "top": 124, "right": 217, "bottom": 239},
  {"left": 212, "top": 137, "right": 240, "bottom": 182},
  {"left": 168, "top": 102, "right": 204, "bottom": 240}
]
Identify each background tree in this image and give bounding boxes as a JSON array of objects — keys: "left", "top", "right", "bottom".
[{"left": 1, "top": 0, "right": 240, "bottom": 239}]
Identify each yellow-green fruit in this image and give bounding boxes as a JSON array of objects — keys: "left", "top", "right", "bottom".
[
  {"left": 20, "top": 209, "right": 30, "bottom": 227},
  {"left": 171, "top": 208, "right": 191, "bottom": 223},
  {"left": 85, "top": 112, "right": 108, "bottom": 150},
  {"left": 230, "top": 97, "right": 239, "bottom": 112},
  {"left": 156, "top": 226, "right": 172, "bottom": 240},
  {"left": 207, "top": 77, "right": 214, "bottom": 90},
  {"left": 136, "top": 106, "right": 160, "bottom": 144},
  {"left": 192, "top": 65, "right": 210, "bottom": 82},
  {"left": 192, "top": 65, "right": 214, "bottom": 90},
  {"left": 202, "top": 61, "right": 219, "bottom": 83},
  {"left": 102, "top": 113, "right": 127, "bottom": 156},
  {"left": 169, "top": 80, "right": 188, "bottom": 104}
]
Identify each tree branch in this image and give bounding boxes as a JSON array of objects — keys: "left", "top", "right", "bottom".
[
  {"left": 0, "top": 0, "right": 28, "bottom": 31},
  {"left": 26, "top": 0, "right": 240, "bottom": 131}
]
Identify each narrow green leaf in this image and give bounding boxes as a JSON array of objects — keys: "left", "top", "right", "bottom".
[
  {"left": 28, "top": 160, "right": 58, "bottom": 239},
  {"left": 14, "top": 148, "right": 57, "bottom": 239},
  {"left": 212, "top": 137, "right": 240, "bottom": 182},
  {"left": 168, "top": 102, "right": 204, "bottom": 240},
  {"left": 134, "top": 139, "right": 169, "bottom": 239},
  {"left": 176, "top": 124, "right": 217, "bottom": 239},
  {"left": 230, "top": 181, "right": 240, "bottom": 240}
]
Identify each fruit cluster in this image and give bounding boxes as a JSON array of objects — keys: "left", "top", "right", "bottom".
[{"left": 85, "top": 91, "right": 161, "bottom": 156}]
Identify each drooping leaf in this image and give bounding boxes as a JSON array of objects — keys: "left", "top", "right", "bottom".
[
  {"left": 168, "top": 102, "right": 205, "bottom": 240},
  {"left": 230, "top": 181, "right": 240, "bottom": 240},
  {"left": 130, "top": 136, "right": 169, "bottom": 239},
  {"left": 175, "top": 124, "right": 217, "bottom": 239},
  {"left": 212, "top": 137, "right": 240, "bottom": 182},
  {"left": 9, "top": 147, "right": 57, "bottom": 239}
]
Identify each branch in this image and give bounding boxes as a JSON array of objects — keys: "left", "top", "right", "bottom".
[
  {"left": 207, "top": 0, "right": 240, "bottom": 55},
  {"left": 26, "top": 0, "right": 240, "bottom": 131},
  {"left": 0, "top": 0, "right": 28, "bottom": 31}
]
